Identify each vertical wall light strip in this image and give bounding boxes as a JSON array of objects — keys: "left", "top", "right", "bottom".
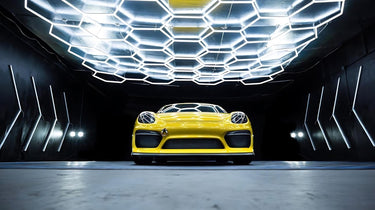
[
  {"left": 57, "top": 92, "right": 70, "bottom": 152},
  {"left": 317, "top": 86, "right": 332, "bottom": 150},
  {"left": 0, "top": 65, "right": 22, "bottom": 150},
  {"left": 304, "top": 93, "right": 316, "bottom": 151},
  {"left": 23, "top": 77, "right": 42, "bottom": 151},
  {"left": 42, "top": 85, "right": 58, "bottom": 152},
  {"left": 352, "top": 66, "right": 375, "bottom": 147},
  {"left": 331, "top": 77, "right": 350, "bottom": 149}
]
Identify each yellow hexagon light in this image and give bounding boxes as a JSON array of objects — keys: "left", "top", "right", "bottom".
[{"left": 25, "top": 0, "right": 345, "bottom": 85}]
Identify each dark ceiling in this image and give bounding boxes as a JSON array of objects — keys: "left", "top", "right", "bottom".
[{"left": 0, "top": 0, "right": 375, "bottom": 100}]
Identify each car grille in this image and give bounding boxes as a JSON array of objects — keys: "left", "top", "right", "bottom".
[{"left": 162, "top": 138, "right": 224, "bottom": 149}]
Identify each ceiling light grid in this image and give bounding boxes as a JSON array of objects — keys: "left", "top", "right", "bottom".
[{"left": 25, "top": 0, "right": 345, "bottom": 85}]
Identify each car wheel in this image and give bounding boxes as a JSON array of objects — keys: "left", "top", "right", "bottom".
[
  {"left": 133, "top": 157, "right": 152, "bottom": 165},
  {"left": 155, "top": 159, "right": 167, "bottom": 165},
  {"left": 216, "top": 157, "right": 228, "bottom": 164},
  {"left": 233, "top": 157, "right": 252, "bottom": 165}
]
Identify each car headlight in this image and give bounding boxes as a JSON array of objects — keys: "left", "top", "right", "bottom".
[
  {"left": 138, "top": 111, "right": 155, "bottom": 124},
  {"left": 231, "top": 112, "right": 248, "bottom": 124}
]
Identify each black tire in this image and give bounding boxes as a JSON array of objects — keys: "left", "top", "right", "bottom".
[
  {"left": 216, "top": 157, "right": 228, "bottom": 165},
  {"left": 133, "top": 157, "right": 152, "bottom": 165},
  {"left": 233, "top": 157, "right": 252, "bottom": 165},
  {"left": 155, "top": 159, "right": 167, "bottom": 165}
]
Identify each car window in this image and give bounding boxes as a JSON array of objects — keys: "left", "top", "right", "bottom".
[
  {"left": 215, "top": 105, "right": 226, "bottom": 113},
  {"left": 161, "top": 104, "right": 172, "bottom": 110},
  {"left": 158, "top": 103, "right": 226, "bottom": 113},
  {"left": 175, "top": 104, "right": 198, "bottom": 109},
  {"left": 197, "top": 106, "right": 216, "bottom": 112},
  {"left": 162, "top": 107, "right": 179, "bottom": 113},
  {"left": 179, "top": 108, "right": 198, "bottom": 112}
]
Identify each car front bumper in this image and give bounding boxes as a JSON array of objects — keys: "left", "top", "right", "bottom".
[{"left": 131, "top": 152, "right": 255, "bottom": 161}]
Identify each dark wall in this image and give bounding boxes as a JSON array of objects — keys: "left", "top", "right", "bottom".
[
  {"left": 2, "top": 4, "right": 374, "bottom": 161},
  {"left": 264, "top": 24, "right": 375, "bottom": 161},
  {"left": 0, "top": 12, "right": 101, "bottom": 161}
]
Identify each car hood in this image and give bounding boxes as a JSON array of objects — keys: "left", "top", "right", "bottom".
[{"left": 156, "top": 112, "right": 228, "bottom": 123}]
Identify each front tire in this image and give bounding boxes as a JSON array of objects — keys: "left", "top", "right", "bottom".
[
  {"left": 155, "top": 158, "right": 167, "bottom": 165},
  {"left": 233, "top": 157, "right": 252, "bottom": 165},
  {"left": 216, "top": 157, "right": 228, "bottom": 165},
  {"left": 133, "top": 157, "right": 152, "bottom": 165}
]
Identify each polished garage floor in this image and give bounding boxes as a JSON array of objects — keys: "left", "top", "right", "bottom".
[{"left": 1, "top": 161, "right": 375, "bottom": 210}]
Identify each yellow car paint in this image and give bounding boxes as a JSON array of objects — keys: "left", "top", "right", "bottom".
[{"left": 132, "top": 112, "right": 254, "bottom": 155}]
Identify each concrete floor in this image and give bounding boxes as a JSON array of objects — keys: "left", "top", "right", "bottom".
[{"left": 1, "top": 161, "right": 375, "bottom": 210}]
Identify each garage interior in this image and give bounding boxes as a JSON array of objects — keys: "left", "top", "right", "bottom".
[{"left": 1, "top": 0, "right": 375, "bottom": 209}]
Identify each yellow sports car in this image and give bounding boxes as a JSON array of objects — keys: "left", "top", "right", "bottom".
[{"left": 132, "top": 103, "right": 254, "bottom": 165}]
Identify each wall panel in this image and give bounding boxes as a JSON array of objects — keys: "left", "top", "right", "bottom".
[
  {"left": 265, "top": 24, "right": 375, "bottom": 160},
  {"left": 0, "top": 13, "right": 101, "bottom": 161}
]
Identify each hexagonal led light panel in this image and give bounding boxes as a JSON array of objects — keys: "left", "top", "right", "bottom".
[{"left": 25, "top": 0, "right": 345, "bottom": 85}]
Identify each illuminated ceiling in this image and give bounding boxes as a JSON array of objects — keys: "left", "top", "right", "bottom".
[{"left": 25, "top": 0, "right": 345, "bottom": 85}]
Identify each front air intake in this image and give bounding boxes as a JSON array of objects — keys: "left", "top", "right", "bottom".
[
  {"left": 225, "top": 130, "right": 251, "bottom": 148},
  {"left": 135, "top": 130, "right": 162, "bottom": 148},
  {"left": 162, "top": 138, "right": 224, "bottom": 149}
]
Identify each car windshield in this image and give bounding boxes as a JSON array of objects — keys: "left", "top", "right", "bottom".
[{"left": 158, "top": 103, "right": 227, "bottom": 113}]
